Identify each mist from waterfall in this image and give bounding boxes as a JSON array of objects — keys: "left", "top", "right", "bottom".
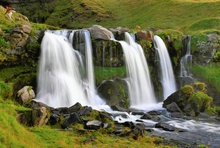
[
  {"left": 154, "top": 35, "right": 177, "bottom": 100},
  {"left": 35, "top": 30, "right": 104, "bottom": 108},
  {"left": 117, "top": 32, "right": 157, "bottom": 107}
]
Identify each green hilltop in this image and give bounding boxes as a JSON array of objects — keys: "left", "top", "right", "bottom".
[{"left": 16, "top": 0, "right": 220, "bottom": 34}]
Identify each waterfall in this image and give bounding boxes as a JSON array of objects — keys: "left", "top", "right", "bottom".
[
  {"left": 180, "top": 36, "right": 192, "bottom": 77},
  {"left": 83, "top": 30, "right": 104, "bottom": 105},
  {"left": 35, "top": 30, "right": 104, "bottom": 108},
  {"left": 153, "top": 35, "right": 177, "bottom": 100},
  {"left": 117, "top": 32, "right": 156, "bottom": 107}
]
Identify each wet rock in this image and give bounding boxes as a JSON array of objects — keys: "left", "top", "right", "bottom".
[
  {"left": 57, "top": 102, "right": 82, "bottom": 114},
  {"left": 77, "top": 106, "right": 92, "bottom": 116},
  {"left": 140, "top": 113, "right": 153, "bottom": 120},
  {"left": 147, "top": 110, "right": 161, "bottom": 115},
  {"left": 62, "top": 113, "right": 81, "bottom": 129},
  {"left": 111, "top": 105, "right": 127, "bottom": 112},
  {"left": 121, "top": 121, "right": 134, "bottom": 128},
  {"left": 99, "top": 112, "right": 113, "bottom": 122},
  {"left": 155, "top": 122, "right": 175, "bottom": 131},
  {"left": 163, "top": 82, "right": 213, "bottom": 117},
  {"left": 129, "top": 123, "right": 145, "bottom": 140},
  {"left": 130, "top": 111, "right": 145, "bottom": 116},
  {"left": 85, "top": 120, "right": 102, "bottom": 130},
  {"left": 166, "top": 102, "right": 182, "bottom": 113},
  {"left": 109, "top": 26, "right": 129, "bottom": 40},
  {"left": 170, "top": 112, "right": 184, "bottom": 118},
  {"left": 97, "top": 78, "right": 129, "bottom": 108}
]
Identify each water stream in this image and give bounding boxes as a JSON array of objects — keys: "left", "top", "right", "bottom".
[{"left": 154, "top": 35, "right": 177, "bottom": 100}]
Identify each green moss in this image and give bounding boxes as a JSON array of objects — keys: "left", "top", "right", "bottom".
[
  {"left": 213, "top": 51, "right": 220, "bottom": 62},
  {"left": 193, "top": 82, "right": 207, "bottom": 93},
  {"left": 191, "top": 32, "right": 207, "bottom": 53},
  {"left": 94, "top": 66, "right": 126, "bottom": 86},
  {"left": 0, "top": 81, "right": 13, "bottom": 100},
  {"left": 188, "top": 91, "right": 213, "bottom": 112},
  {"left": 180, "top": 85, "right": 194, "bottom": 95},
  {"left": 192, "top": 63, "right": 220, "bottom": 94},
  {"left": 0, "top": 37, "right": 9, "bottom": 49}
]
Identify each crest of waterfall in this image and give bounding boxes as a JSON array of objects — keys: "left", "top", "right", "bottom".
[
  {"left": 180, "top": 36, "right": 192, "bottom": 77},
  {"left": 35, "top": 30, "right": 104, "bottom": 108},
  {"left": 116, "top": 32, "right": 156, "bottom": 107},
  {"left": 153, "top": 35, "right": 177, "bottom": 100}
]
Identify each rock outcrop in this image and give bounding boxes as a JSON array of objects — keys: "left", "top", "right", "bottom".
[{"left": 163, "top": 82, "right": 213, "bottom": 117}]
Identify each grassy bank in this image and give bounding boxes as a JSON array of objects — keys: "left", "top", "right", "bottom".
[
  {"left": 192, "top": 63, "right": 220, "bottom": 94},
  {"left": 0, "top": 96, "right": 176, "bottom": 148},
  {"left": 42, "top": 0, "right": 220, "bottom": 34}
]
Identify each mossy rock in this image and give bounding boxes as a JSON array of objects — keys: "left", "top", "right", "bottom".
[
  {"left": 97, "top": 77, "right": 129, "bottom": 108},
  {"left": 180, "top": 85, "right": 194, "bottom": 95},
  {"left": 187, "top": 91, "right": 213, "bottom": 113},
  {"left": 193, "top": 82, "right": 207, "bottom": 93}
]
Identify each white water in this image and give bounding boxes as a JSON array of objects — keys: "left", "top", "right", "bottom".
[
  {"left": 116, "top": 32, "right": 156, "bottom": 107},
  {"left": 180, "top": 36, "right": 192, "bottom": 77},
  {"left": 83, "top": 30, "right": 104, "bottom": 105},
  {"left": 35, "top": 30, "right": 104, "bottom": 108},
  {"left": 154, "top": 35, "right": 177, "bottom": 100}
]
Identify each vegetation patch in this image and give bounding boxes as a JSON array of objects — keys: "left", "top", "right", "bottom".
[
  {"left": 192, "top": 63, "right": 220, "bottom": 94},
  {"left": 94, "top": 66, "right": 126, "bottom": 85}
]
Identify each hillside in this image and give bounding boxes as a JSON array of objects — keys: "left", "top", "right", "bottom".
[
  {"left": 8, "top": 0, "right": 220, "bottom": 34},
  {"left": 0, "top": 1, "right": 220, "bottom": 148}
]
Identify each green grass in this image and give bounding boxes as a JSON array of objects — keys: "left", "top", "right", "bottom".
[
  {"left": 94, "top": 66, "right": 126, "bottom": 85},
  {"left": 42, "top": 0, "right": 220, "bottom": 34},
  {"left": 0, "top": 96, "right": 176, "bottom": 148},
  {"left": 192, "top": 63, "right": 220, "bottom": 93}
]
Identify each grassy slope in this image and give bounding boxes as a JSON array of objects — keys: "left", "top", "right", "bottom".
[
  {"left": 0, "top": 97, "right": 172, "bottom": 148},
  {"left": 0, "top": 1, "right": 219, "bottom": 147},
  {"left": 192, "top": 63, "right": 220, "bottom": 94},
  {"left": 45, "top": 0, "right": 220, "bottom": 34}
]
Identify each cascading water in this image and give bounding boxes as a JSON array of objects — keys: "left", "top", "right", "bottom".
[
  {"left": 180, "top": 36, "right": 192, "bottom": 77},
  {"left": 83, "top": 30, "right": 104, "bottom": 105},
  {"left": 116, "top": 32, "right": 157, "bottom": 107},
  {"left": 35, "top": 30, "right": 104, "bottom": 108},
  {"left": 153, "top": 35, "right": 177, "bottom": 100}
]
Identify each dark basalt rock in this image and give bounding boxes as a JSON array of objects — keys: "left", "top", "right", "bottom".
[
  {"left": 85, "top": 120, "right": 102, "bottom": 130},
  {"left": 140, "top": 113, "right": 153, "bottom": 120},
  {"left": 62, "top": 113, "right": 81, "bottom": 129},
  {"left": 111, "top": 105, "right": 128, "bottom": 112},
  {"left": 49, "top": 114, "right": 60, "bottom": 125},
  {"left": 155, "top": 122, "right": 175, "bottom": 131},
  {"left": 57, "top": 102, "right": 82, "bottom": 114},
  {"left": 77, "top": 106, "right": 92, "bottom": 116}
]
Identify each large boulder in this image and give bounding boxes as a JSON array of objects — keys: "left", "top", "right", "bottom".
[
  {"left": 32, "top": 105, "right": 49, "bottom": 126},
  {"left": 17, "top": 86, "right": 35, "bottom": 104},
  {"left": 97, "top": 77, "right": 129, "bottom": 108},
  {"left": 163, "top": 82, "right": 213, "bottom": 117},
  {"left": 88, "top": 25, "right": 112, "bottom": 40},
  {"left": 193, "top": 33, "right": 220, "bottom": 64}
]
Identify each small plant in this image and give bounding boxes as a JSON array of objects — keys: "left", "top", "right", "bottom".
[{"left": 0, "top": 37, "right": 9, "bottom": 49}]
